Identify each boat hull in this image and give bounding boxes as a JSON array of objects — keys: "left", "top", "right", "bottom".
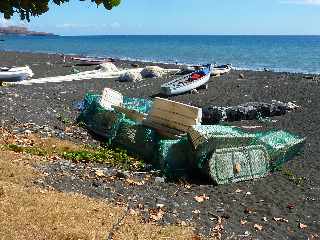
[{"left": 161, "top": 72, "right": 210, "bottom": 96}]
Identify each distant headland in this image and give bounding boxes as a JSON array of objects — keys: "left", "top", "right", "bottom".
[{"left": 0, "top": 26, "right": 56, "bottom": 36}]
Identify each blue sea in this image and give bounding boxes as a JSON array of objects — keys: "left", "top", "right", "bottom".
[{"left": 1, "top": 35, "right": 320, "bottom": 74}]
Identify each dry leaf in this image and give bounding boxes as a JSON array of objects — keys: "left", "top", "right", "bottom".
[
  {"left": 262, "top": 217, "right": 268, "bottom": 222},
  {"left": 240, "top": 219, "right": 248, "bottom": 225},
  {"left": 95, "top": 170, "right": 105, "bottom": 177},
  {"left": 244, "top": 208, "right": 254, "bottom": 214},
  {"left": 192, "top": 210, "right": 201, "bottom": 214},
  {"left": 126, "top": 179, "right": 145, "bottom": 186},
  {"left": 149, "top": 208, "right": 165, "bottom": 221},
  {"left": 254, "top": 224, "right": 263, "bottom": 231},
  {"left": 235, "top": 189, "right": 243, "bottom": 193},
  {"left": 299, "top": 223, "right": 308, "bottom": 229},
  {"left": 194, "top": 194, "right": 209, "bottom": 203}
]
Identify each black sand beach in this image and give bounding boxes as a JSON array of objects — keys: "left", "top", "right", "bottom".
[{"left": 1, "top": 51, "right": 320, "bottom": 239}]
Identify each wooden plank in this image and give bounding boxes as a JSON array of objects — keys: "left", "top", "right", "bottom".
[
  {"left": 147, "top": 116, "right": 192, "bottom": 132},
  {"left": 100, "top": 88, "right": 123, "bottom": 109},
  {"left": 149, "top": 108, "right": 199, "bottom": 126},
  {"left": 113, "top": 105, "right": 147, "bottom": 122},
  {"left": 153, "top": 97, "right": 202, "bottom": 121},
  {"left": 142, "top": 120, "right": 185, "bottom": 139}
]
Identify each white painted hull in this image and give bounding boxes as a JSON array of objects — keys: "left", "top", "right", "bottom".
[
  {"left": 161, "top": 73, "right": 210, "bottom": 96},
  {"left": 211, "top": 66, "right": 232, "bottom": 76},
  {"left": 0, "top": 66, "right": 33, "bottom": 82}
]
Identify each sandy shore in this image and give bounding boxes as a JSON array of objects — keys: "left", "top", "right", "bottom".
[{"left": 0, "top": 51, "right": 319, "bottom": 238}]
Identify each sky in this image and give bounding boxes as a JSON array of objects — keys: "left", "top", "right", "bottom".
[{"left": 1, "top": 0, "right": 320, "bottom": 35}]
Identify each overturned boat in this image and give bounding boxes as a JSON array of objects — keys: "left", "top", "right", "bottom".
[
  {"left": 211, "top": 64, "right": 232, "bottom": 76},
  {"left": 161, "top": 64, "right": 211, "bottom": 96},
  {"left": 0, "top": 66, "right": 34, "bottom": 82}
]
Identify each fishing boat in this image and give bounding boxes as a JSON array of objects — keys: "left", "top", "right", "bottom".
[
  {"left": 0, "top": 66, "right": 33, "bottom": 82},
  {"left": 160, "top": 64, "right": 211, "bottom": 96},
  {"left": 211, "top": 64, "right": 232, "bottom": 76},
  {"left": 72, "top": 57, "right": 109, "bottom": 66}
]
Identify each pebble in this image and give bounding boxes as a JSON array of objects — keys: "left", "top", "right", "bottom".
[{"left": 155, "top": 177, "right": 165, "bottom": 184}]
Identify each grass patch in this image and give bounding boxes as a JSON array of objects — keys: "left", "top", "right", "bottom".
[{"left": 4, "top": 142, "right": 145, "bottom": 171}]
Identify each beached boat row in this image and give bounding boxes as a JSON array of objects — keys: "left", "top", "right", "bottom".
[{"left": 0, "top": 58, "right": 232, "bottom": 96}]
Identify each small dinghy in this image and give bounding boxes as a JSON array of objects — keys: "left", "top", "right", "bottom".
[
  {"left": 211, "top": 64, "right": 232, "bottom": 76},
  {"left": 0, "top": 66, "right": 34, "bottom": 82},
  {"left": 161, "top": 64, "right": 211, "bottom": 96},
  {"left": 72, "top": 57, "right": 109, "bottom": 66}
]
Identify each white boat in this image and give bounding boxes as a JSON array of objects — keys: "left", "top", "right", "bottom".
[
  {"left": 211, "top": 64, "right": 232, "bottom": 76},
  {"left": 0, "top": 66, "right": 34, "bottom": 82},
  {"left": 161, "top": 64, "right": 211, "bottom": 96}
]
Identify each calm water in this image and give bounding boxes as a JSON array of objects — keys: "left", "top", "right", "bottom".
[{"left": 1, "top": 35, "right": 320, "bottom": 73}]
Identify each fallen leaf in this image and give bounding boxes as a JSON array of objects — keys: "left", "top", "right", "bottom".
[
  {"left": 180, "top": 221, "right": 187, "bottom": 226},
  {"left": 240, "top": 219, "right": 248, "bottom": 225},
  {"left": 254, "top": 224, "right": 263, "bottom": 231},
  {"left": 244, "top": 208, "right": 254, "bottom": 214},
  {"left": 95, "top": 170, "right": 105, "bottom": 177},
  {"left": 262, "top": 217, "right": 268, "bottom": 222},
  {"left": 235, "top": 189, "right": 243, "bottom": 193},
  {"left": 299, "top": 223, "right": 308, "bottom": 229},
  {"left": 194, "top": 194, "right": 209, "bottom": 203},
  {"left": 126, "top": 179, "right": 145, "bottom": 186},
  {"left": 149, "top": 208, "right": 165, "bottom": 221},
  {"left": 192, "top": 210, "right": 201, "bottom": 214}
]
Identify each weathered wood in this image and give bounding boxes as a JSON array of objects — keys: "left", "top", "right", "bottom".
[
  {"left": 100, "top": 88, "right": 123, "bottom": 109},
  {"left": 142, "top": 120, "right": 185, "bottom": 139},
  {"left": 153, "top": 97, "right": 202, "bottom": 121},
  {"left": 147, "top": 116, "right": 192, "bottom": 132},
  {"left": 149, "top": 107, "right": 200, "bottom": 126},
  {"left": 113, "top": 105, "right": 147, "bottom": 122}
]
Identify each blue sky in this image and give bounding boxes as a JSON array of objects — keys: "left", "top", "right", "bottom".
[{"left": 1, "top": 0, "right": 320, "bottom": 35}]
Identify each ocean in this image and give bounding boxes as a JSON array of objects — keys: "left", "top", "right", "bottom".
[{"left": 1, "top": 35, "right": 320, "bottom": 74}]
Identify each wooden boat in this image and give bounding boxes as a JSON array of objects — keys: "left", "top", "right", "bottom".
[
  {"left": 211, "top": 64, "right": 232, "bottom": 76},
  {"left": 161, "top": 64, "right": 211, "bottom": 96},
  {"left": 72, "top": 57, "right": 109, "bottom": 66},
  {"left": 0, "top": 66, "right": 33, "bottom": 82}
]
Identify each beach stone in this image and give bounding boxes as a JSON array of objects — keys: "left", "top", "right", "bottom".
[
  {"left": 119, "top": 70, "right": 142, "bottom": 82},
  {"left": 239, "top": 73, "right": 245, "bottom": 79},
  {"left": 155, "top": 177, "right": 165, "bottom": 184},
  {"left": 115, "top": 170, "right": 130, "bottom": 179},
  {"left": 141, "top": 66, "right": 165, "bottom": 78},
  {"left": 191, "top": 89, "right": 198, "bottom": 94}
]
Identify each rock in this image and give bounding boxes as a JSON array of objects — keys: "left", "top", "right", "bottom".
[
  {"left": 191, "top": 89, "right": 198, "bottom": 94},
  {"left": 154, "top": 177, "right": 165, "bottom": 184},
  {"left": 239, "top": 73, "right": 245, "bottom": 79},
  {"left": 24, "top": 130, "right": 32, "bottom": 135},
  {"left": 119, "top": 70, "right": 143, "bottom": 82},
  {"left": 115, "top": 170, "right": 130, "bottom": 179},
  {"left": 141, "top": 66, "right": 165, "bottom": 78}
]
